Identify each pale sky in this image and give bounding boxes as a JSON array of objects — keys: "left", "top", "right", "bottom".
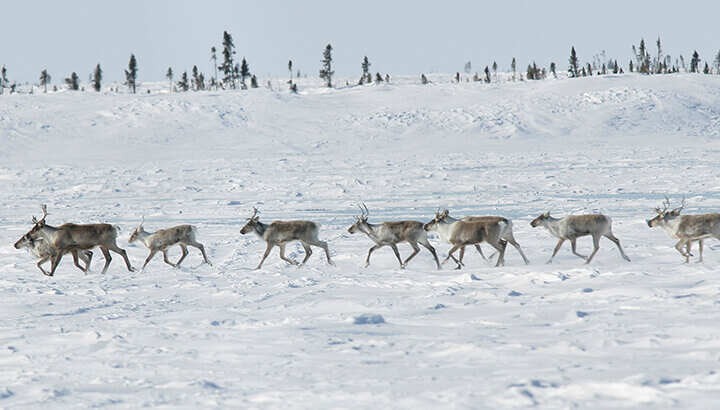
[{"left": 1, "top": 0, "right": 718, "bottom": 84}]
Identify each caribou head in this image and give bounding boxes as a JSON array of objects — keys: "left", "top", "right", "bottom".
[{"left": 647, "top": 196, "right": 685, "bottom": 227}]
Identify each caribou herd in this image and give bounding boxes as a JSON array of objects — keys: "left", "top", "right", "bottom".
[{"left": 12, "top": 198, "right": 720, "bottom": 276}]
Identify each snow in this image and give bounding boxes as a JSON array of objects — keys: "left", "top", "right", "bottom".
[{"left": 1, "top": 73, "right": 720, "bottom": 407}]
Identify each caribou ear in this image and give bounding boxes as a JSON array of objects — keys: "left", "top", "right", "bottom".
[
  {"left": 442, "top": 210, "right": 449, "bottom": 217},
  {"left": 543, "top": 211, "right": 550, "bottom": 217},
  {"left": 668, "top": 209, "right": 682, "bottom": 216}
]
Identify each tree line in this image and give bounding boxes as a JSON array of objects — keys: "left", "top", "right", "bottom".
[{"left": 1, "top": 34, "right": 719, "bottom": 96}]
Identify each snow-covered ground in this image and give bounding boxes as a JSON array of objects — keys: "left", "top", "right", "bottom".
[{"left": 1, "top": 73, "right": 720, "bottom": 407}]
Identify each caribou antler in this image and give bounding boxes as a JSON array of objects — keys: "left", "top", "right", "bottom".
[
  {"left": 32, "top": 205, "right": 48, "bottom": 225},
  {"left": 674, "top": 196, "right": 686, "bottom": 214},
  {"left": 248, "top": 206, "right": 259, "bottom": 220},
  {"left": 654, "top": 195, "right": 671, "bottom": 214}
]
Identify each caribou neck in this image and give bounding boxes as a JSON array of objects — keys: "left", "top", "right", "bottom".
[
  {"left": 658, "top": 215, "right": 683, "bottom": 238},
  {"left": 435, "top": 218, "right": 457, "bottom": 243},
  {"left": 135, "top": 228, "right": 154, "bottom": 246},
  {"left": 253, "top": 221, "right": 268, "bottom": 238},
  {"left": 35, "top": 223, "right": 60, "bottom": 243},
  {"left": 358, "top": 222, "right": 381, "bottom": 242},
  {"left": 541, "top": 216, "right": 563, "bottom": 236}
]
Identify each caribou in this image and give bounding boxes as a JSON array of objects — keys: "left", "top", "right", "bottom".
[
  {"left": 347, "top": 204, "right": 440, "bottom": 269},
  {"left": 14, "top": 230, "right": 93, "bottom": 276},
  {"left": 647, "top": 196, "right": 720, "bottom": 263},
  {"left": 530, "top": 211, "right": 631, "bottom": 264},
  {"left": 240, "top": 207, "right": 334, "bottom": 269},
  {"left": 424, "top": 209, "right": 510, "bottom": 269},
  {"left": 20, "top": 205, "right": 135, "bottom": 276},
  {"left": 129, "top": 217, "right": 212, "bottom": 269},
  {"left": 430, "top": 209, "right": 530, "bottom": 266}
]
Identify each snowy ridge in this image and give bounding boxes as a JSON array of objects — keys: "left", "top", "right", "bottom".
[
  {"left": 1, "top": 73, "right": 719, "bottom": 165},
  {"left": 1, "top": 74, "right": 720, "bottom": 407}
]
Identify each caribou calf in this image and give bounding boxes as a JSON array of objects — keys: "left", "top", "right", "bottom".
[
  {"left": 23, "top": 205, "right": 135, "bottom": 276},
  {"left": 647, "top": 197, "right": 720, "bottom": 263},
  {"left": 129, "top": 218, "right": 212, "bottom": 269},
  {"left": 424, "top": 210, "right": 509, "bottom": 269},
  {"left": 14, "top": 232, "right": 92, "bottom": 276},
  {"left": 240, "top": 207, "right": 334, "bottom": 269},
  {"left": 347, "top": 204, "right": 440, "bottom": 269},
  {"left": 531, "top": 212, "right": 630, "bottom": 264}
]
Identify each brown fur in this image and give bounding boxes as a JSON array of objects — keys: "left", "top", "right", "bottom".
[
  {"left": 129, "top": 223, "right": 211, "bottom": 269},
  {"left": 348, "top": 215, "right": 440, "bottom": 269},
  {"left": 647, "top": 199, "right": 720, "bottom": 262},
  {"left": 23, "top": 206, "right": 135, "bottom": 276},
  {"left": 531, "top": 212, "right": 630, "bottom": 264},
  {"left": 425, "top": 211, "right": 509, "bottom": 269},
  {"left": 240, "top": 210, "right": 334, "bottom": 269}
]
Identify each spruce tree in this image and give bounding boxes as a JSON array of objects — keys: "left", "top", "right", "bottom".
[
  {"left": 714, "top": 51, "right": 720, "bottom": 74},
  {"left": 655, "top": 37, "right": 663, "bottom": 74},
  {"left": 219, "top": 31, "right": 236, "bottom": 89},
  {"left": 166, "top": 67, "right": 173, "bottom": 92},
  {"left": 511, "top": 57, "right": 517, "bottom": 81},
  {"left": 288, "top": 60, "right": 294, "bottom": 89},
  {"left": 289, "top": 60, "right": 298, "bottom": 92},
  {"left": 704, "top": 62, "right": 710, "bottom": 74},
  {"left": 360, "top": 56, "right": 371, "bottom": 84},
  {"left": 92, "top": 64, "right": 102, "bottom": 91},
  {"left": 586, "top": 62, "right": 593, "bottom": 76},
  {"left": 177, "top": 71, "right": 189, "bottom": 91},
  {"left": 492, "top": 61, "right": 498, "bottom": 81},
  {"left": 39, "top": 69, "right": 51, "bottom": 93},
  {"left": 124, "top": 53, "right": 138, "bottom": 93},
  {"left": 239, "top": 58, "right": 250, "bottom": 89},
  {"left": 613, "top": 60, "right": 619, "bottom": 74},
  {"left": 250, "top": 75, "right": 258, "bottom": 88},
  {"left": 375, "top": 72, "right": 383, "bottom": 82},
  {"left": 455, "top": 72, "right": 460, "bottom": 83},
  {"left": 633, "top": 39, "right": 650, "bottom": 74},
  {"left": 0, "top": 65, "right": 7, "bottom": 95},
  {"left": 192, "top": 65, "right": 200, "bottom": 90},
  {"left": 210, "top": 46, "right": 218, "bottom": 89},
  {"left": 484, "top": 66, "right": 490, "bottom": 83},
  {"left": 629, "top": 60, "right": 633, "bottom": 72},
  {"left": 690, "top": 51, "right": 700, "bottom": 73},
  {"left": 421, "top": 74, "right": 429, "bottom": 84},
  {"left": 568, "top": 47, "right": 579, "bottom": 78},
  {"left": 319, "top": 44, "right": 334, "bottom": 88},
  {"left": 64, "top": 72, "right": 79, "bottom": 90},
  {"left": 233, "top": 63, "right": 240, "bottom": 86},
  {"left": 550, "top": 62, "right": 556, "bottom": 77}
]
